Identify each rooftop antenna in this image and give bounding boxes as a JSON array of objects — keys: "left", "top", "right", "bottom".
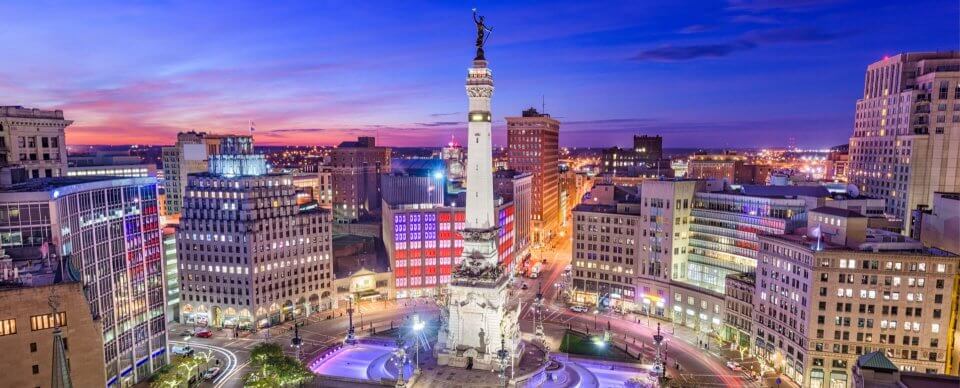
[{"left": 541, "top": 95, "right": 545, "bottom": 114}]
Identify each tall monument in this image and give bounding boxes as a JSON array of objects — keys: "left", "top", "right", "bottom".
[{"left": 436, "top": 10, "right": 522, "bottom": 371}]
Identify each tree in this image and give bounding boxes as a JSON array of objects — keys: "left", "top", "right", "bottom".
[{"left": 243, "top": 342, "right": 314, "bottom": 387}]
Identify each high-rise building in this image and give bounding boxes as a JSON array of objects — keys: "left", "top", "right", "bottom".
[
  {"left": 824, "top": 144, "right": 850, "bottom": 182},
  {"left": 177, "top": 143, "right": 333, "bottom": 328},
  {"left": 507, "top": 107, "right": 560, "bottom": 244},
  {"left": 848, "top": 52, "right": 960, "bottom": 234},
  {"left": 0, "top": 281, "right": 107, "bottom": 388},
  {"left": 0, "top": 106, "right": 71, "bottom": 178},
  {"left": 0, "top": 176, "right": 167, "bottom": 386},
  {"left": 162, "top": 132, "right": 251, "bottom": 215},
  {"left": 494, "top": 169, "right": 532, "bottom": 266},
  {"left": 437, "top": 25, "right": 521, "bottom": 370},
  {"left": 328, "top": 136, "right": 391, "bottom": 222},
  {"left": 754, "top": 207, "right": 958, "bottom": 387}
]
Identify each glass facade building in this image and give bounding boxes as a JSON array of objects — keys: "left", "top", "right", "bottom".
[{"left": 0, "top": 177, "right": 167, "bottom": 387}]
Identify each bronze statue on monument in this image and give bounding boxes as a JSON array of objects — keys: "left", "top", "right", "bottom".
[{"left": 472, "top": 8, "right": 493, "bottom": 60}]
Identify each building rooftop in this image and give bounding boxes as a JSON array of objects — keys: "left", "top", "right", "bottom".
[
  {"left": 739, "top": 185, "right": 831, "bottom": 198},
  {"left": 390, "top": 158, "right": 445, "bottom": 175},
  {"left": 810, "top": 206, "right": 865, "bottom": 218},
  {"left": 0, "top": 176, "right": 156, "bottom": 195},
  {"left": 857, "top": 351, "right": 899, "bottom": 372},
  {"left": 764, "top": 229, "right": 955, "bottom": 256},
  {"left": 332, "top": 235, "right": 390, "bottom": 278}
]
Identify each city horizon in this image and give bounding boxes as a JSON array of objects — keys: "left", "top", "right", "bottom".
[{"left": 2, "top": 1, "right": 956, "bottom": 149}]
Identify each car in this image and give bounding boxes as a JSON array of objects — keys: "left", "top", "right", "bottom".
[
  {"left": 203, "top": 367, "right": 221, "bottom": 380},
  {"left": 521, "top": 284, "right": 529, "bottom": 290},
  {"left": 569, "top": 305, "right": 589, "bottom": 313},
  {"left": 194, "top": 330, "right": 213, "bottom": 338},
  {"left": 172, "top": 346, "right": 195, "bottom": 357},
  {"left": 726, "top": 361, "right": 742, "bottom": 371}
]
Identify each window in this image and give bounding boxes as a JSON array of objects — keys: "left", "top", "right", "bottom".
[
  {"left": 0, "top": 318, "right": 15, "bottom": 336},
  {"left": 30, "top": 342, "right": 36, "bottom": 352},
  {"left": 32, "top": 365, "right": 39, "bottom": 375},
  {"left": 30, "top": 312, "right": 66, "bottom": 331}
]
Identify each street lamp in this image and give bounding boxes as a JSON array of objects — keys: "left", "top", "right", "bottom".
[
  {"left": 291, "top": 321, "right": 303, "bottom": 360},
  {"left": 412, "top": 316, "right": 425, "bottom": 374},
  {"left": 345, "top": 296, "right": 357, "bottom": 344},
  {"left": 593, "top": 310, "right": 599, "bottom": 330}
]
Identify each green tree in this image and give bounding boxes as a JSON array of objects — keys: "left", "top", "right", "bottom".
[{"left": 243, "top": 342, "right": 314, "bottom": 387}]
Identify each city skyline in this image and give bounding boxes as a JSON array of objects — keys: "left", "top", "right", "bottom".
[{"left": 2, "top": 0, "right": 957, "bottom": 148}]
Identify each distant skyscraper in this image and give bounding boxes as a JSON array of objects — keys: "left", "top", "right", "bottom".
[
  {"left": 507, "top": 107, "right": 560, "bottom": 244},
  {"left": 600, "top": 134, "right": 670, "bottom": 176},
  {"left": 848, "top": 52, "right": 960, "bottom": 234},
  {"left": 177, "top": 141, "right": 333, "bottom": 328},
  {"left": 328, "top": 136, "right": 391, "bottom": 222},
  {"left": 161, "top": 132, "right": 251, "bottom": 215},
  {"left": 0, "top": 106, "right": 71, "bottom": 178},
  {"left": 441, "top": 138, "right": 466, "bottom": 183}
]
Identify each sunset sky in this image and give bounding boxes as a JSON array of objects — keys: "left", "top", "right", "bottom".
[{"left": 2, "top": 0, "right": 956, "bottom": 148}]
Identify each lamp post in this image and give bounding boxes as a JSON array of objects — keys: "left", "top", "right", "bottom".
[
  {"left": 346, "top": 296, "right": 357, "bottom": 344},
  {"left": 653, "top": 323, "right": 665, "bottom": 384},
  {"left": 497, "top": 335, "right": 509, "bottom": 388},
  {"left": 291, "top": 321, "right": 303, "bottom": 360},
  {"left": 393, "top": 334, "right": 407, "bottom": 388},
  {"left": 412, "top": 316, "right": 425, "bottom": 374}
]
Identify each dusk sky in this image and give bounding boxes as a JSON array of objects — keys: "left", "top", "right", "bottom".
[{"left": 2, "top": 0, "right": 957, "bottom": 148}]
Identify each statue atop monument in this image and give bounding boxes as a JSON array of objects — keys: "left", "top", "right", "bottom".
[{"left": 472, "top": 9, "right": 493, "bottom": 60}]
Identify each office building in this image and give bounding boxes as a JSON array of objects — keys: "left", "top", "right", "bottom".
[
  {"left": 688, "top": 189, "right": 810, "bottom": 292},
  {"left": 0, "top": 106, "right": 71, "bottom": 178},
  {"left": 600, "top": 134, "right": 670, "bottom": 176},
  {"left": 162, "top": 132, "right": 252, "bottom": 215},
  {"left": 825, "top": 144, "right": 850, "bottom": 182},
  {"left": 177, "top": 143, "right": 333, "bottom": 329},
  {"left": 507, "top": 107, "right": 560, "bottom": 244},
  {"left": 383, "top": 194, "right": 517, "bottom": 299},
  {"left": 0, "top": 281, "right": 106, "bottom": 388},
  {"left": 329, "top": 137, "right": 391, "bottom": 222},
  {"left": 723, "top": 272, "right": 755, "bottom": 356},
  {"left": 754, "top": 207, "right": 958, "bottom": 387},
  {"left": 687, "top": 153, "right": 747, "bottom": 184},
  {"left": 848, "top": 52, "right": 960, "bottom": 234},
  {"left": 494, "top": 169, "right": 533, "bottom": 268},
  {"left": 0, "top": 176, "right": 167, "bottom": 386},
  {"left": 67, "top": 151, "right": 156, "bottom": 179},
  {"left": 571, "top": 187, "right": 644, "bottom": 311}
]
